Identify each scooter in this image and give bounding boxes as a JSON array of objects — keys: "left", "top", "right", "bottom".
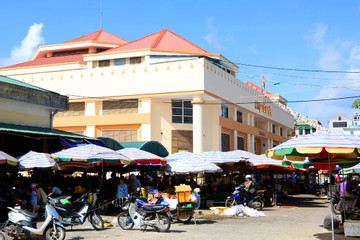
[
  {"left": 51, "top": 193, "right": 104, "bottom": 230},
  {"left": 3, "top": 202, "right": 66, "bottom": 240},
  {"left": 225, "top": 186, "right": 265, "bottom": 210},
  {"left": 117, "top": 195, "right": 172, "bottom": 232}
]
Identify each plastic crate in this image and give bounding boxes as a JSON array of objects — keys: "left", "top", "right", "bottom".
[
  {"left": 177, "top": 207, "right": 194, "bottom": 217},
  {"left": 175, "top": 185, "right": 192, "bottom": 203}
]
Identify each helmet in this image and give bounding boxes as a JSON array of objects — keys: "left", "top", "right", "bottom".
[
  {"left": 154, "top": 192, "right": 161, "bottom": 199},
  {"left": 245, "top": 175, "right": 252, "bottom": 179},
  {"left": 194, "top": 188, "right": 201, "bottom": 194}
]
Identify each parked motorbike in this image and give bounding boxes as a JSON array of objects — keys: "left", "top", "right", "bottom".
[
  {"left": 117, "top": 195, "right": 172, "bottom": 232},
  {"left": 225, "top": 186, "right": 265, "bottom": 210},
  {"left": 3, "top": 202, "right": 66, "bottom": 240},
  {"left": 51, "top": 193, "right": 104, "bottom": 230},
  {"left": 332, "top": 193, "right": 341, "bottom": 215}
]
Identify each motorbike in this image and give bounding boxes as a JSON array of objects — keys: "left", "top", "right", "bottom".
[
  {"left": 117, "top": 195, "right": 172, "bottom": 232},
  {"left": 50, "top": 193, "right": 104, "bottom": 230},
  {"left": 3, "top": 202, "right": 66, "bottom": 240},
  {"left": 225, "top": 186, "right": 265, "bottom": 210},
  {"left": 332, "top": 193, "right": 341, "bottom": 215}
]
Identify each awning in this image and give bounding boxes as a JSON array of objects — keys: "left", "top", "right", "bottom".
[{"left": 0, "top": 122, "right": 94, "bottom": 140}]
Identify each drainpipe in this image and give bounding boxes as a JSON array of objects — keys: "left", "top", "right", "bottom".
[{"left": 50, "top": 110, "right": 58, "bottom": 128}]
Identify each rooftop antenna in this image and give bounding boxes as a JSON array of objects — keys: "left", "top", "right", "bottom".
[{"left": 100, "top": 0, "right": 103, "bottom": 29}]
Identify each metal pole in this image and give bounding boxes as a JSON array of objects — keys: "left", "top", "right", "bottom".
[{"left": 328, "top": 153, "right": 335, "bottom": 240}]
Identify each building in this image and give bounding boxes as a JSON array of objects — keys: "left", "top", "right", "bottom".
[
  {"left": 295, "top": 119, "right": 321, "bottom": 137},
  {"left": 328, "top": 113, "right": 360, "bottom": 136},
  {"left": 0, "top": 75, "right": 94, "bottom": 157},
  {"left": 0, "top": 29, "right": 294, "bottom": 154}
]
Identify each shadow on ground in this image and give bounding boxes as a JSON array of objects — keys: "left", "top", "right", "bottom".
[{"left": 279, "top": 196, "right": 328, "bottom": 208}]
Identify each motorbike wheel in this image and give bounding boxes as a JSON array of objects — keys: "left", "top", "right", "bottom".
[
  {"left": 154, "top": 214, "right": 171, "bottom": 232},
  {"left": 177, "top": 215, "right": 192, "bottom": 224},
  {"left": 0, "top": 232, "right": 5, "bottom": 240},
  {"left": 117, "top": 212, "right": 134, "bottom": 230},
  {"left": 89, "top": 212, "right": 104, "bottom": 230},
  {"left": 225, "top": 198, "right": 236, "bottom": 208},
  {"left": 95, "top": 201, "right": 108, "bottom": 215},
  {"left": 2, "top": 222, "right": 17, "bottom": 240},
  {"left": 45, "top": 225, "right": 66, "bottom": 240},
  {"left": 333, "top": 202, "right": 341, "bottom": 215}
]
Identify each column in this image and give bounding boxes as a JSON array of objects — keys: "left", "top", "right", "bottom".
[
  {"left": 234, "top": 131, "right": 238, "bottom": 150},
  {"left": 266, "top": 138, "right": 271, "bottom": 152},
  {"left": 86, "top": 126, "right": 96, "bottom": 137},
  {"left": 192, "top": 95, "right": 204, "bottom": 154},
  {"left": 251, "top": 135, "right": 255, "bottom": 153}
]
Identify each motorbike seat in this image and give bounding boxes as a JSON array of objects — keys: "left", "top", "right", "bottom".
[
  {"left": 18, "top": 209, "right": 37, "bottom": 219},
  {"left": 142, "top": 204, "right": 167, "bottom": 212}
]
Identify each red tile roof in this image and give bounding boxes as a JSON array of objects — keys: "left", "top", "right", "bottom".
[
  {"left": 64, "top": 29, "right": 128, "bottom": 44},
  {"left": 1, "top": 54, "right": 86, "bottom": 69},
  {"left": 103, "top": 29, "right": 209, "bottom": 54}
]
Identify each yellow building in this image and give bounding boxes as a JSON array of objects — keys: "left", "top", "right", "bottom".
[{"left": 0, "top": 29, "right": 294, "bottom": 154}]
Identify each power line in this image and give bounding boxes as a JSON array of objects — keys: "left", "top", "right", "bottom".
[{"left": 233, "top": 62, "right": 360, "bottom": 74}]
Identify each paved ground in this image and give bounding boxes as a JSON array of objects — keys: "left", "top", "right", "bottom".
[{"left": 14, "top": 194, "right": 355, "bottom": 240}]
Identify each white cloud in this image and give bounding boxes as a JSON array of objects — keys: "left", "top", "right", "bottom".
[
  {"left": 204, "top": 17, "right": 223, "bottom": 50},
  {"left": 299, "top": 23, "right": 360, "bottom": 127},
  {"left": 0, "top": 23, "right": 44, "bottom": 67}
]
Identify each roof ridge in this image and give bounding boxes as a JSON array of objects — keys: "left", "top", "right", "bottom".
[
  {"left": 100, "top": 30, "right": 128, "bottom": 43},
  {"left": 106, "top": 30, "right": 164, "bottom": 52},
  {"left": 94, "top": 29, "right": 104, "bottom": 41},
  {"left": 165, "top": 29, "right": 209, "bottom": 53},
  {"left": 151, "top": 29, "right": 168, "bottom": 48}
]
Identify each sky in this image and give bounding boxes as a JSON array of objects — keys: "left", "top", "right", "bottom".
[{"left": 1, "top": 0, "right": 360, "bottom": 127}]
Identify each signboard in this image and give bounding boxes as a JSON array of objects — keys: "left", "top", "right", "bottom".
[{"left": 255, "top": 101, "right": 272, "bottom": 116}]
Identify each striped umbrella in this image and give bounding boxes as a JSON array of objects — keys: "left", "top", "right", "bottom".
[
  {"left": 0, "top": 151, "right": 18, "bottom": 166},
  {"left": 166, "top": 151, "right": 195, "bottom": 162},
  {"left": 18, "top": 151, "right": 58, "bottom": 169},
  {"left": 266, "top": 130, "right": 360, "bottom": 169},
  {"left": 52, "top": 144, "right": 129, "bottom": 164},
  {"left": 246, "top": 154, "right": 295, "bottom": 172},
  {"left": 198, "top": 150, "right": 251, "bottom": 165},
  {"left": 164, "top": 155, "right": 222, "bottom": 174},
  {"left": 117, "top": 148, "right": 166, "bottom": 165}
]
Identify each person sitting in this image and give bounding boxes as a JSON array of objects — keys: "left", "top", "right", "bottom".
[
  {"left": 242, "top": 175, "right": 255, "bottom": 205},
  {"left": 116, "top": 176, "right": 128, "bottom": 208},
  {"left": 47, "top": 184, "right": 62, "bottom": 197}
]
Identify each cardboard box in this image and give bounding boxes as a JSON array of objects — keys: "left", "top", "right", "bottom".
[{"left": 175, "top": 185, "right": 192, "bottom": 203}]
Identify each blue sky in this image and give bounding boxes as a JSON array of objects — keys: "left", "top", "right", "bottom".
[{"left": 1, "top": 0, "right": 360, "bottom": 127}]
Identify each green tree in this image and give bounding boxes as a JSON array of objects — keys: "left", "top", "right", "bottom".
[{"left": 352, "top": 99, "right": 360, "bottom": 109}]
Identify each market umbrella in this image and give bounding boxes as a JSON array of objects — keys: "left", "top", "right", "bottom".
[
  {"left": 198, "top": 150, "right": 252, "bottom": 165},
  {"left": 18, "top": 151, "right": 58, "bottom": 169},
  {"left": 0, "top": 150, "right": 19, "bottom": 166},
  {"left": 246, "top": 154, "right": 295, "bottom": 172},
  {"left": 117, "top": 148, "right": 166, "bottom": 165},
  {"left": 266, "top": 130, "right": 360, "bottom": 240},
  {"left": 166, "top": 151, "right": 195, "bottom": 162},
  {"left": 164, "top": 155, "right": 222, "bottom": 174},
  {"left": 52, "top": 144, "right": 129, "bottom": 164}
]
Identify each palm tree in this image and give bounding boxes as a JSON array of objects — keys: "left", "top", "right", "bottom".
[{"left": 352, "top": 99, "right": 360, "bottom": 109}]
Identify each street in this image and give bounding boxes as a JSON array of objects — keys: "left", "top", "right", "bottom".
[{"left": 61, "top": 194, "right": 352, "bottom": 240}]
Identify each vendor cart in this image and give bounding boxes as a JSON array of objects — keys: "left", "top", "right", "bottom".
[{"left": 174, "top": 185, "right": 194, "bottom": 223}]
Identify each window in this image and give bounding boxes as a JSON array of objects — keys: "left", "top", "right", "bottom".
[
  {"left": 172, "top": 100, "right": 193, "bottom": 124},
  {"left": 299, "top": 129, "right": 304, "bottom": 135},
  {"left": 333, "top": 122, "right": 347, "bottom": 128},
  {"left": 272, "top": 124, "right": 276, "bottom": 134},
  {"left": 305, "top": 129, "right": 310, "bottom": 135},
  {"left": 130, "top": 57, "right": 142, "bottom": 64},
  {"left": 280, "top": 128, "right": 283, "bottom": 136},
  {"left": 102, "top": 99, "right": 138, "bottom": 115},
  {"left": 221, "top": 133, "right": 230, "bottom": 152},
  {"left": 237, "top": 136, "right": 245, "bottom": 150},
  {"left": 99, "top": 60, "right": 110, "bottom": 67},
  {"left": 338, "top": 116, "right": 342, "bottom": 121},
  {"left": 114, "top": 58, "right": 125, "bottom": 66},
  {"left": 237, "top": 111, "right": 243, "bottom": 123},
  {"left": 56, "top": 102, "right": 85, "bottom": 117},
  {"left": 172, "top": 130, "right": 193, "bottom": 153},
  {"left": 101, "top": 129, "right": 137, "bottom": 142},
  {"left": 221, "top": 105, "right": 229, "bottom": 118}
]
